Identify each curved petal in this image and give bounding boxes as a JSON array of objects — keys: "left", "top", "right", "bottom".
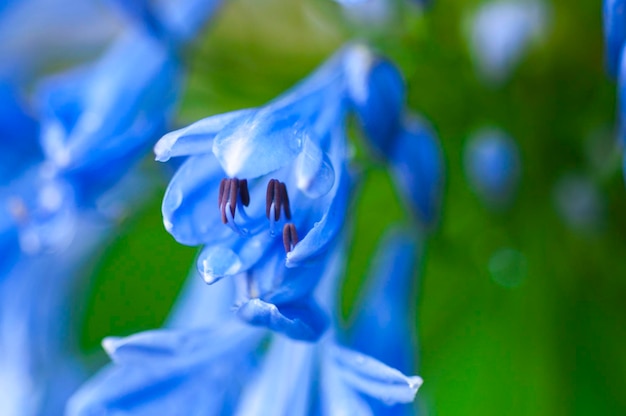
[
  {"left": 196, "top": 232, "right": 272, "bottom": 284},
  {"left": 344, "top": 45, "right": 405, "bottom": 156},
  {"left": 69, "top": 326, "right": 262, "bottom": 416},
  {"left": 330, "top": 345, "right": 423, "bottom": 405},
  {"left": 390, "top": 116, "right": 444, "bottom": 229},
  {"left": 236, "top": 298, "right": 328, "bottom": 342},
  {"left": 350, "top": 227, "right": 419, "bottom": 373},
  {"left": 154, "top": 109, "right": 255, "bottom": 161},
  {"left": 286, "top": 165, "right": 351, "bottom": 267},
  {"left": 161, "top": 153, "right": 229, "bottom": 245},
  {"left": 320, "top": 348, "right": 374, "bottom": 416},
  {"left": 212, "top": 107, "right": 307, "bottom": 179},
  {"left": 294, "top": 136, "right": 335, "bottom": 199}
]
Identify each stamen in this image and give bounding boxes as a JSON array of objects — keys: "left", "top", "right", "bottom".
[
  {"left": 240, "top": 179, "right": 250, "bottom": 207},
  {"left": 266, "top": 179, "right": 276, "bottom": 219},
  {"left": 282, "top": 223, "right": 299, "bottom": 253},
  {"left": 219, "top": 178, "right": 249, "bottom": 225},
  {"left": 265, "top": 179, "right": 292, "bottom": 221}
]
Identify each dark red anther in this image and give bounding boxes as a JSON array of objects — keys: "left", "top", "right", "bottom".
[
  {"left": 240, "top": 179, "right": 250, "bottom": 207},
  {"left": 280, "top": 182, "right": 291, "bottom": 220},
  {"left": 282, "top": 223, "right": 299, "bottom": 253},
  {"left": 266, "top": 179, "right": 276, "bottom": 219},
  {"left": 219, "top": 178, "right": 248, "bottom": 224},
  {"left": 229, "top": 178, "right": 239, "bottom": 219},
  {"left": 265, "top": 179, "right": 292, "bottom": 222}
]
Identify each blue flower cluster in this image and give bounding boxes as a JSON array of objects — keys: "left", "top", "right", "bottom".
[
  {"left": 0, "top": 1, "right": 219, "bottom": 414},
  {"left": 68, "top": 40, "right": 444, "bottom": 413}
]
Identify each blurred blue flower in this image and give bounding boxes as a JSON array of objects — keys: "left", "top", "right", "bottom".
[
  {"left": 468, "top": 0, "right": 550, "bottom": 84},
  {"left": 603, "top": 0, "right": 626, "bottom": 77},
  {"left": 464, "top": 128, "right": 521, "bottom": 209},
  {"left": 68, "top": 226, "right": 423, "bottom": 415},
  {"left": 36, "top": 29, "right": 182, "bottom": 204},
  {"left": 345, "top": 45, "right": 406, "bottom": 157},
  {"left": 389, "top": 115, "right": 444, "bottom": 228}
]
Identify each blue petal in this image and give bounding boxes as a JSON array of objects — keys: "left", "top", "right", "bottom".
[
  {"left": 212, "top": 106, "right": 308, "bottom": 179},
  {"left": 161, "top": 153, "right": 229, "bottom": 245},
  {"left": 344, "top": 45, "right": 405, "bottom": 156},
  {"left": 390, "top": 116, "right": 444, "bottom": 228},
  {"left": 212, "top": 51, "right": 346, "bottom": 179},
  {"left": 68, "top": 326, "right": 262, "bottom": 416},
  {"left": 604, "top": 0, "right": 626, "bottom": 77},
  {"left": 320, "top": 347, "right": 374, "bottom": 416},
  {"left": 330, "top": 345, "right": 423, "bottom": 405},
  {"left": 234, "top": 336, "right": 315, "bottom": 416},
  {"left": 350, "top": 227, "right": 419, "bottom": 373},
  {"left": 236, "top": 298, "right": 328, "bottom": 341},
  {"left": 286, "top": 165, "right": 351, "bottom": 267},
  {"left": 196, "top": 232, "right": 272, "bottom": 284},
  {"left": 37, "top": 30, "right": 181, "bottom": 195},
  {"left": 293, "top": 136, "right": 335, "bottom": 199},
  {"left": 155, "top": 109, "right": 254, "bottom": 161}
]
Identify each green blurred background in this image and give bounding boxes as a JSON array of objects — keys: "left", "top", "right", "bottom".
[{"left": 77, "top": 0, "right": 626, "bottom": 414}]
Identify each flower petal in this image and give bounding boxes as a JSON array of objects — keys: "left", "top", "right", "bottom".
[
  {"left": 350, "top": 227, "right": 419, "bottom": 373},
  {"left": 212, "top": 106, "right": 308, "bottom": 179},
  {"left": 344, "top": 45, "right": 405, "bottom": 156},
  {"left": 196, "top": 232, "right": 272, "bottom": 284},
  {"left": 236, "top": 298, "right": 328, "bottom": 341},
  {"left": 154, "top": 109, "right": 255, "bottom": 162},
  {"left": 330, "top": 345, "right": 423, "bottom": 405},
  {"left": 286, "top": 165, "right": 351, "bottom": 267},
  {"left": 390, "top": 116, "right": 444, "bottom": 229},
  {"left": 161, "top": 153, "right": 229, "bottom": 245}
]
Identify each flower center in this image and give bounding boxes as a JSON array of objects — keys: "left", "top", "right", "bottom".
[{"left": 217, "top": 177, "right": 300, "bottom": 253}]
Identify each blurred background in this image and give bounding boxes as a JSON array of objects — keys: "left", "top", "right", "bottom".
[{"left": 14, "top": 0, "right": 621, "bottom": 414}]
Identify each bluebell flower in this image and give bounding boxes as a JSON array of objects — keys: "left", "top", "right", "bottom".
[
  {"left": 603, "top": 0, "right": 626, "bottom": 77},
  {"left": 35, "top": 28, "right": 182, "bottom": 204},
  {"left": 468, "top": 0, "right": 550, "bottom": 84},
  {"left": 464, "top": 127, "right": 521, "bottom": 208},
  {"left": 553, "top": 174, "right": 606, "bottom": 235},
  {"left": 67, "top": 226, "right": 423, "bottom": 415},
  {"left": 154, "top": 47, "right": 380, "bottom": 337},
  {"left": 389, "top": 115, "right": 444, "bottom": 228}
]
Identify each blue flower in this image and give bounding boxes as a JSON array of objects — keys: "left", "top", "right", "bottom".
[
  {"left": 603, "top": 0, "right": 626, "bottom": 77},
  {"left": 344, "top": 45, "right": 406, "bottom": 157},
  {"left": 154, "top": 47, "right": 372, "bottom": 336},
  {"left": 464, "top": 127, "right": 521, "bottom": 209},
  {"left": 35, "top": 28, "right": 182, "bottom": 204},
  {"left": 67, "top": 226, "right": 423, "bottom": 415},
  {"left": 468, "top": 0, "right": 550, "bottom": 84},
  {"left": 389, "top": 115, "right": 444, "bottom": 228}
]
